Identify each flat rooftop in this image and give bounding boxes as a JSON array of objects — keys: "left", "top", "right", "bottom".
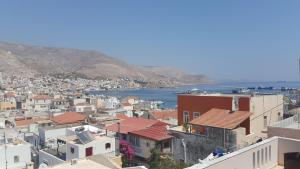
[
  {"left": 271, "top": 114, "right": 300, "bottom": 129},
  {"left": 187, "top": 137, "right": 300, "bottom": 169},
  {"left": 50, "top": 159, "right": 111, "bottom": 169},
  {"left": 67, "top": 135, "right": 113, "bottom": 145}
]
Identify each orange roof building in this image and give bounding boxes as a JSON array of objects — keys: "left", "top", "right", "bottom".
[
  {"left": 105, "top": 117, "right": 167, "bottom": 134},
  {"left": 32, "top": 95, "right": 52, "bottom": 100},
  {"left": 150, "top": 109, "right": 178, "bottom": 120},
  {"left": 51, "top": 112, "right": 87, "bottom": 125},
  {"left": 189, "top": 108, "right": 252, "bottom": 134}
]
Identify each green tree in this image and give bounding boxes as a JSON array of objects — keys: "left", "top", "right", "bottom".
[
  {"left": 148, "top": 149, "right": 190, "bottom": 169},
  {"left": 149, "top": 149, "right": 161, "bottom": 169}
]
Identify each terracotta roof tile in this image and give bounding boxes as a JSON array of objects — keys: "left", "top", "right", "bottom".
[
  {"left": 129, "top": 126, "right": 173, "bottom": 141},
  {"left": 52, "top": 112, "right": 87, "bottom": 125},
  {"left": 15, "top": 117, "right": 49, "bottom": 126},
  {"left": 189, "top": 108, "right": 252, "bottom": 129},
  {"left": 105, "top": 117, "right": 168, "bottom": 134},
  {"left": 150, "top": 109, "right": 178, "bottom": 120},
  {"left": 32, "top": 95, "right": 52, "bottom": 100},
  {"left": 115, "top": 113, "right": 129, "bottom": 120}
]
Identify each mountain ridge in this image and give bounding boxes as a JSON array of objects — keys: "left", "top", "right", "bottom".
[{"left": 0, "top": 41, "right": 210, "bottom": 87}]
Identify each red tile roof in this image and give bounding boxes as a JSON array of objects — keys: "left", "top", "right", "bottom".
[
  {"left": 189, "top": 108, "right": 252, "bottom": 129},
  {"left": 32, "top": 95, "right": 52, "bottom": 100},
  {"left": 15, "top": 117, "right": 49, "bottom": 126},
  {"left": 105, "top": 117, "right": 168, "bottom": 134},
  {"left": 129, "top": 125, "right": 173, "bottom": 141},
  {"left": 150, "top": 109, "right": 178, "bottom": 120},
  {"left": 4, "top": 92, "right": 16, "bottom": 98},
  {"left": 115, "top": 113, "right": 129, "bottom": 120},
  {"left": 51, "top": 112, "right": 87, "bottom": 125},
  {"left": 122, "top": 102, "right": 132, "bottom": 107}
]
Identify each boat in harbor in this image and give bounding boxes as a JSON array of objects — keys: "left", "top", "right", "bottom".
[
  {"left": 232, "top": 88, "right": 250, "bottom": 94},
  {"left": 257, "top": 86, "right": 274, "bottom": 90}
]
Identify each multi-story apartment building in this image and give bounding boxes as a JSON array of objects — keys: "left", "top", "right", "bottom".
[{"left": 178, "top": 93, "right": 284, "bottom": 137}]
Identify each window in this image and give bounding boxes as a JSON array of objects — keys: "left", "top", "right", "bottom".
[
  {"left": 70, "top": 147, "right": 75, "bottom": 154},
  {"left": 14, "top": 156, "right": 19, "bottom": 163},
  {"left": 183, "top": 112, "right": 189, "bottom": 123},
  {"left": 129, "top": 135, "right": 140, "bottom": 147},
  {"left": 193, "top": 112, "right": 200, "bottom": 119},
  {"left": 164, "top": 141, "right": 170, "bottom": 148},
  {"left": 200, "top": 126, "right": 206, "bottom": 135},
  {"left": 264, "top": 116, "right": 268, "bottom": 128},
  {"left": 105, "top": 143, "right": 111, "bottom": 150},
  {"left": 277, "top": 112, "right": 282, "bottom": 121},
  {"left": 253, "top": 152, "right": 256, "bottom": 169},
  {"left": 146, "top": 142, "right": 150, "bottom": 147}
]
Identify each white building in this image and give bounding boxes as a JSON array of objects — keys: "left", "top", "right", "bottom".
[
  {"left": 187, "top": 136, "right": 300, "bottom": 169},
  {"left": 0, "top": 133, "right": 33, "bottom": 169},
  {"left": 65, "top": 134, "right": 115, "bottom": 161},
  {"left": 39, "top": 132, "right": 116, "bottom": 167},
  {"left": 103, "top": 97, "right": 120, "bottom": 110},
  {"left": 24, "top": 95, "right": 52, "bottom": 112},
  {"left": 38, "top": 125, "right": 104, "bottom": 147},
  {"left": 75, "top": 103, "right": 96, "bottom": 113}
]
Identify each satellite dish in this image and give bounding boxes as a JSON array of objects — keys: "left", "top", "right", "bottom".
[{"left": 39, "top": 163, "right": 48, "bottom": 169}]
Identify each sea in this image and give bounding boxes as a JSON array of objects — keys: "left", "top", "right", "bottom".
[{"left": 92, "top": 81, "right": 300, "bottom": 109}]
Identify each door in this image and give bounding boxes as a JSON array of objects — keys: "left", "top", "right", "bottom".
[{"left": 85, "top": 147, "right": 93, "bottom": 157}]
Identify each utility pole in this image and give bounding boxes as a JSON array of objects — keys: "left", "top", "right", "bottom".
[{"left": 4, "top": 132, "right": 8, "bottom": 169}]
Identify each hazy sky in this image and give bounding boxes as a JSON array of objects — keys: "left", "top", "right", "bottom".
[{"left": 1, "top": 1, "right": 300, "bottom": 82}]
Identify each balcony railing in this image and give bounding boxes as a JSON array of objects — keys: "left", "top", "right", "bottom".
[{"left": 271, "top": 113, "right": 300, "bottom": 129}]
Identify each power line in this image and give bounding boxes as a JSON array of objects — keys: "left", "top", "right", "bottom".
[{"left": 250, "top": 102, "right": 284, "bottom": 123}]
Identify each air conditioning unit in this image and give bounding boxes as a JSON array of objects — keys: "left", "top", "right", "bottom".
[{"left": 71, "top": 159, "right": 78, "bottom": 165}]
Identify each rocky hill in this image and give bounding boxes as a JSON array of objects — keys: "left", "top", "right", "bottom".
[{"left": 0, "top": 42, "right": 210, "bottom": 87}]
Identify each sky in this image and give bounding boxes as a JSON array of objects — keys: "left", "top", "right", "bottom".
[{"left": 0, "top": 1, "right": 300, "bottom": 82}]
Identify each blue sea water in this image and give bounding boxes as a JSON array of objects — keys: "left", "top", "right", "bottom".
[{"left": 94, "top": 81, "right": 300, "bottom": 108}]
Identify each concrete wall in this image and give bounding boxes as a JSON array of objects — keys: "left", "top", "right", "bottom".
[
  {"left": 171, "top": 128, "right": 237, "bottom": 164},
  {"left": 0, "top": 142, "right": 32, "bottom": 169},
  {"left": 177, "top": 95, "right": 234, "bottom": 125},
  {"left": 187, "top": 137, "right": 279, "bottom": 169},
  {"left": 131, "top": 137, "right": 156, "bottom": 159},
  {"left": 66, "top": 137, "right": 115, "bottom": 161},
  {"left": 39, "top": 150, "right": 64, "bottom": 167},
  {"left": 250, "top": 95, "right": 283, "bottom": 138},
  {"left": 39, "top": 127, "right": 66, "bottom": 146},
  {"left": 277, "top": 138, "right": 300, "bottom": 166},
  {"left": 268, "top": 127, "right": 300, "bottom": 140}
]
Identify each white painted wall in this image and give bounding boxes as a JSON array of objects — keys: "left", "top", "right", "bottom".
[
  {"left": 39, "top": 150, "right": 64, "bottom": 167},
  {"left": 0, "top": 142, "right": 32, "bottom": 169},
  {"left": 187, "top": 137, "right": 279, "bottom": 169},
  {"left": 39, "top": 127, "right": 67, "bottom": 145},
  {"left": 277, "top": 137, "right": 300, "bottom": 165},
  {"left": 250, "top": 95, "right": 283, "bottom": 138},
  {"left": 66, "top": 136, "right": 115, "bottom": 161}
]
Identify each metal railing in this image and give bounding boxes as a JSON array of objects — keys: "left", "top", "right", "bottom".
[{"left": 271, "top": 113, "right": 300, "bottom": 129}]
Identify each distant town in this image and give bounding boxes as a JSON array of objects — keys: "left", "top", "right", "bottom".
[
  {"left": 0, "top": 69, "right": 300, "bottom": 169},
  {"left": 1, "top": 0, "right": 300, "bottom": 168}
]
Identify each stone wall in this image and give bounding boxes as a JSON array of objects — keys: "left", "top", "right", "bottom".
[{"left": 170, "top": 127, "right": 237, "bottom": 164}]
